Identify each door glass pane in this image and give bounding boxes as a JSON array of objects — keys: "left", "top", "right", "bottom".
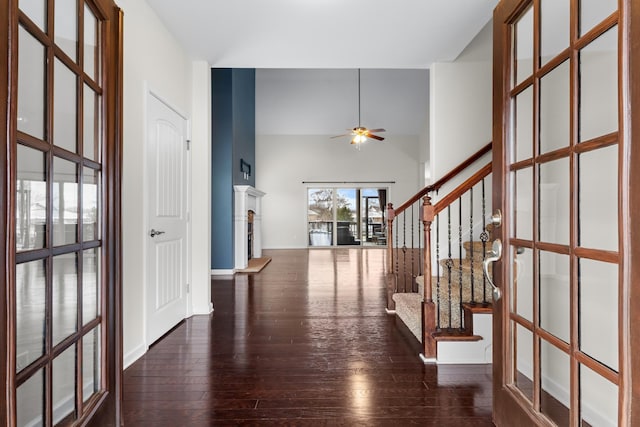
[
  {"left": 17, "top": 145, "right": 46, "bottom": 251},
  {"left": 16, "top": 260, "right": 46, "bottom": 371},
  {"left": 83, "top": 85, "right": 98, "bottom": 161},
  {"left": 84, "top": 4, "right": 99, "bottom": 81},
  {"left": 18, "top": 26, "right": 46, "bottom": 139},
  {"left": 53, "top": 157, "right": 78, "bottom": 246},
  {"left": 513, "top": 246, "right": 533, "bottom": 322},
  {"left": 54, "top": 0, "right": 78, "bottom": 61},
  {"left": 17, "top": 368, "right": 44, "bottom": 427},
  {"left": 579, "top": 26, "right": 618, "bottom": 142},
  {"left": 514, "top": 323, "right": 534, "bottom": 402},
  {"left": 83, "top": 167, "right": 99, "bottom": 241},
  {"left": 512, "top": 168, "right": 533, "bottom": 241},
  {"left": 83, "top": 248, "right": 99, "bottom": 325},
  {"left": 53, "top": 253, "right": 78, "bottom": 346},
  {"left": 541, "top": 0, "right": 569, "bottom": 65},
  {"left": 540, "top": 61, "right": 570, "bottom": 154},
  {"left": 308, "top": 188, "right": 333, "bottom": 246},
  {"left": 580, "top": 364, "right": 618, "bottom": 426},
  {"left": 539, "top": 252, "right": 570, "bottom": 343},
  {"left": 539, "top": 158, "right": 570, "bottom": 246},
  {"left": 514, "top": 86, "right": 533, "bottom": 162},
  {"left": 579, "top": 145, "right": 618, "bottom": 251},
  {"left": 53, "top": 344, "right": 77, "bottom": 424},
  {"left": 515, "top": 6, "right": 534, "bottom": 85},
  {"left": 336, "top": 189, "right": 358, "bottom": 245},
  {"left": 580, "top": 0, "right": 618, "bottom": 36},
  {"left": 361, "top": 188, "right": 386, "bottom": 245},
  {"left": 580, "top": 259, "right": 618, "bottom": 371},
  {"left": 19, "top": 0, "right": 47, "bottom": 31},
  {"left": 541, "top": 340, "right": 570, "bottom": 426},
  {"left": 54, "top": 59, "right": 78, "bottom": 153},
  {"left": 82, "top": 327, "right": 101, "bottom": 403}
]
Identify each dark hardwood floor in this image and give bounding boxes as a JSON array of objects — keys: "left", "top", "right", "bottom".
[{"left": 123, "top": 248, "right": 494, "bottom": 426}]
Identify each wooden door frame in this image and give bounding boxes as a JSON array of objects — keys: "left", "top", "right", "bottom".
[
  {"left": 492, "top": 0, "right": 640, "bottom": 425},
  {"left": 0, "top": 0, "right": 10, "bottom": 422},
  {"left": 0, "top": 0, "right": 123, "bottom": 425}
]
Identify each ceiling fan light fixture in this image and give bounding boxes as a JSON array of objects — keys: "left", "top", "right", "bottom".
[
  {"left": 330, "top": 69, "right": 385, "bottom": 146},
  {"left": 352, "top": 134, "right": 367, "bottom": 144}
]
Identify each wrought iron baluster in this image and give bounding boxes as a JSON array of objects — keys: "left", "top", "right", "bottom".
[
  {"left": 411, "top": 204, "right": 415, "bottom": 292},
  {"left": 395, "top": 216, "right": 399, "bottom": 285},
  {"left": 481, "top": 178, "right": 489, "bottom": 304},
  {"left": 470, "top": 187, "right": 475, "bottom": 304},
  {"left": 402, "top": 210, "right": 407, "bottom": 292},
  {"left": 458, "top": 197, "right": 463, "bottom": 330},
  {"left": 447, "top": 205, "right": 452, "bottom": 330},
  {"left": 436, "top": 213, "right": 441, "bottom": 329}
]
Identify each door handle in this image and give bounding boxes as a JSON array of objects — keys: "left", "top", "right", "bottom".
[
  {"left": 149, "top": 229, "right": 165, "bottom": 238},
  {"left": 483, "top": 239, "right": 503, "bottom": 301}
]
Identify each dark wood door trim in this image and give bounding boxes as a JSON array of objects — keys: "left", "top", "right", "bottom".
[
  {"left": 1, "top": 0, "right": 11, "bottom": 424},
  {"left": 624, "top": 1, "right": 640, "bottom": 425},
  {"left": 491, "top": 1, "right": 540, "bottom": 425},
  {"left": 1, "top": 0, "right": 123, "bottom": 424}
]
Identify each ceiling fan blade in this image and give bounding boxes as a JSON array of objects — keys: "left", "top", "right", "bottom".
[
  {"left": 367, "top": 128, "right": 386, "bottom": 133},
  {"left": 368, "top": 134, "right": 385, "bottom": 141},
  {"left": 330, "top": 134, "right": 351, "bottom": 139}
]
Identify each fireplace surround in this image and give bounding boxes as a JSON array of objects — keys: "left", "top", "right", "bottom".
[{"left": 233, "top": 186, "right": 265, "bottom": 270}]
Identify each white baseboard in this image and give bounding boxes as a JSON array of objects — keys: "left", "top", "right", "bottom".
[
  {"left": 123, "top": 342, "right": 148, "bottom": 370},
  {"left": 192, "top": 302, "right": 214, "bottom": 315},
  {"left": 420, "top": 353, "right": 437, "bottom": 364},
  {"left": 211, "top": 269, "right": 235, "bottom": 276}
]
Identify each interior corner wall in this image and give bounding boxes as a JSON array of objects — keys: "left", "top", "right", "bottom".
[
  {"left": 115, "top": 0, "right": 195, "bottom": 367},
  {"left": 211, "top": 68, "right": 256, "bottom": 270},
  {"left": 429, "top": 20, "right": 493, "bottom": 195}
]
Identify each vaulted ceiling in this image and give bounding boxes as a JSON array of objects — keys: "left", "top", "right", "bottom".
[
  {"left": 145, "top": 0, "right": 497, "bottom": 68},
  {"left": 145, "top": 1, "right": 497, "bottom": 137}
]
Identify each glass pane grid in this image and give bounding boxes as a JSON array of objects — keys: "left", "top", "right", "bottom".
[
  {"left": 14, "top": 1, "right": 107, "bottom": 424},
  {"left": 506, "top": 1, "right": 621, "bottom": 425}
]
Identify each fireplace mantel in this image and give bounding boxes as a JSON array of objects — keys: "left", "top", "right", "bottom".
[{"left": 233, "top": 185, "right": 265, "bottom": 270}]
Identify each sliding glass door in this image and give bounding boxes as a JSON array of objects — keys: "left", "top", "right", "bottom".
[{"left": 307, "top": 187, "right": 387, "bottom": 247}]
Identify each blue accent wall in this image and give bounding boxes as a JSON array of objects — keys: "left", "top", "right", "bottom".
[
  {"left": 232, "top": 69, "right": 256, "bottom": 187},
  {"left": 211, "top": 68, "right": 256, "bottom": 270}
]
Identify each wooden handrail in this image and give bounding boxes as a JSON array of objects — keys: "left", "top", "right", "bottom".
[
  {"left": 393, "top": 142, "right": 492, "bottom": 215},
  {"left": 433, "top": 162, "right": 492, "bottom": 215}
]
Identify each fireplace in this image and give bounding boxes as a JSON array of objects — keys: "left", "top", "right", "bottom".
[
  {"left": 233, "top": 186, "right": 265, "bottom": 270},
  {"left": 247, "top": 210, "right": 254, "bottom": 260}
]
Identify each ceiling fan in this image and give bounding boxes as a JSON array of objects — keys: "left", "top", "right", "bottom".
[{"left": 331, "top": 69, "right": 385, "bottom": 146}]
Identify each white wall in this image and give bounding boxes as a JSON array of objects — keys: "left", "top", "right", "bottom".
[
  {"left": 116, "top": 0, "right": 211, "bottom": 367},
  {"left": 429, "top": 21, "right": 493, "bottom": 193},
  {"left": 256, "top": 134, "right": 421, "bottom": 249}
]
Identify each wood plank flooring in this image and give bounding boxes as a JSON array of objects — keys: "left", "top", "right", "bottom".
[{"left": 123, "top": 248, "right": 494, "bottom": 426}]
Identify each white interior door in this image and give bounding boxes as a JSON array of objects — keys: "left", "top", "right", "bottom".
[{"left": 146, "top": 93, "right": 189, "bottom": 345}]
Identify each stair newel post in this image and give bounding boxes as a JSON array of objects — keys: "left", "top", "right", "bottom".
[
  {"left": 386, "top": 203, "right": 396, "bottom": 311},
  {"left": 386, "top": 203, "right": 395, "bottom": 270},
  {"left": 421, "top": 196, "right": 437, "bottom": 360}
]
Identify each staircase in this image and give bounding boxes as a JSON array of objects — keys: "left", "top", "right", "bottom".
[
  {"left": 386, "top": 142, "right": 495, "bottom": 363},
  {"left": 392, "top": 237, "right": 493, "bottom": 348}
]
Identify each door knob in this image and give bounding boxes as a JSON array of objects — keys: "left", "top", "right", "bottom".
[
  {"left": 149, "top": 229, "right": 165, "bottom": 238},
  {"left": 490, "top": 209, "right": 502, "bottom": 228},
  {"left": 483, "top": 239, "right": 502, "bottom": 301}
]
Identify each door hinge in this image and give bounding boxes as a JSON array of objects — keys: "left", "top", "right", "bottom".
[
  {"left": 186, "top": 139, "right": 191, "bottom": 151},
  {"left": 186, "top": 283, "right": 190, "bottom": 293}
]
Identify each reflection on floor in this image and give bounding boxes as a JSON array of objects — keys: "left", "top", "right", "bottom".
[{"left": 123, "top": 248, "right": 494, "bottom": 426}]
